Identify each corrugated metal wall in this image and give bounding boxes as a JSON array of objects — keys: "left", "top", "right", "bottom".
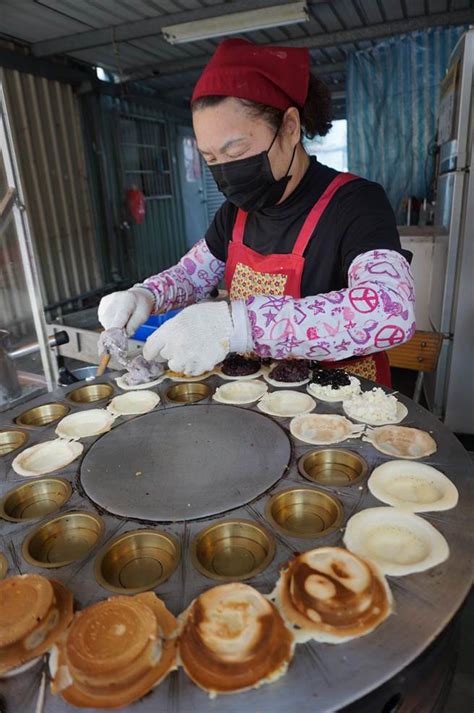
[
  {"left": 83, "top": 93, "right": 188, "bottom": 285},
  {"left": 1, "top": 64, "right": 102, "bottom": 309}
]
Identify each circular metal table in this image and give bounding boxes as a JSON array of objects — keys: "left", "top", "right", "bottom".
[{"left": 0, "top": 373, "right": 472, "bottom": 713}]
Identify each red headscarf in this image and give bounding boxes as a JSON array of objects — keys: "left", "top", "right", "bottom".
[{"left": 192, "top": 38, "right": 310, "bottom": 111}]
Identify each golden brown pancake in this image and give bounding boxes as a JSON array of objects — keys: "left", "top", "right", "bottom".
[
  {"left": 178, "top": 583, "right": 294, "bottom": 696},
  {"left": 0, "top": 575, "right": 53, "bottom": 648},
  {"left": 0, "top": 576, "right": 73, "bottom": 675},
  {"left": 272, "top": 547, "right": 392, "bottom": 643},
  {"left": 51, "top": 593, "right": 177, "bottom": 709}
]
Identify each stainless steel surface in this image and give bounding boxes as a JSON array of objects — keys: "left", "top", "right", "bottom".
[
  {"left": 0, "top": 428, "right": 28, "bottom": 456},
  {"left": 22, "top": 511, "right": 104, "bottom": 568},
  {"left": 68, "top": 365, "right": 111, "bottom": 382},
  {"left": 444, "top": 141, "right": 474, "bottom": 433},
  {"left": 434, "top": 171, "right": 455, "bottom": 231},
  {"left": 81, "top": 404, "right": 292, "bottom": 521},
  {"left": 95, "top": 528, "right": 180, "bottom": 594},
  {"left": 0, "top": 373, "right": 472, "bottom": 713},
  {"left": 0, "top": 477, "right": 72, "bottom": 522},
  {"left": 8, "top": 330, "right": 69, "bottom": 359},
  {"left": 71, "top": 365, "right": 106, "bottom": 381},
  {"left": 0, "top": 330, "right": 21, "bottom": 400},
  {"left": 0, "top": 330, "right": 68, "bottom": 402},
  {"left": 15, "top": 402, "right": 69, "bottom": 427},
  {"left": 191, "top": 519, "right": 276, "bottom": 581},
  {"left": 265, "top": 486, "right": 344, "bottom": 538},
  {"left": 66, "top": 383, "right": 114, "bottom": 403},
  {"left": 427, "top": 29, "right": 474, "bottom": 426},
  {"left": 432, "top": 169, "right": 468, "bottom": 336},
  {"left": 439, "top": 139, "right": 459, "bottom": 174},
  {"left": 298, "top": 448, "right": 368, "bottom": 486},
  {"left": 165, "top": 382, "right": 211, "bottom": 403}
]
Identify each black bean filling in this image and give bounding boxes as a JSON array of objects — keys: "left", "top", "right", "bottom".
[
  {"left": 311, "top": 367, "right": 351, "bottom": 389},
  {"left": 222, "top": 353, "right": 261, "bottom": 377},
  {"left": 268, "top": 360, "right": 310, "bottom": 383}
]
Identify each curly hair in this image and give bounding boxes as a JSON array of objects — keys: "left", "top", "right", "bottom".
[{"left": 191, "top": 74, "right": 333, "bottom": 140}]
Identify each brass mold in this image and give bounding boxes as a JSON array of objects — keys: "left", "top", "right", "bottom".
[
  {"left": 0, "top": 478, "right": 72, "bottom": 522},
  {"left": 192, "top": 519, "right": 275, "bottom": 581},
  {"left": 265, "top": 487, "right": 343, "bottom": 538},
  {"left": 0, "top": 429, "right": 28, "bottom": 456},
  {"left": 22, "top": 511, "right": 104, "bottom": 568},
  {"left": 15, "top": 403, "right": 69, "bottom": 428},
  {"left": 298, "top": 448, "right": 369, "bottom": 487},
  {"left": 67, "top": 383, "right": 114, "bottom": 404},
  {"left": 0, "top": 553, "right": 7, "bottom": 579},
  {"left": 95, "top": 529, "right": 180, "bottom": 594},
  {"left": 166, "top": 383, "right": 211, "bottom": 404}
]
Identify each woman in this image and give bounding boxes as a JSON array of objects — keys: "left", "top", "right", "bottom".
[{"left": 98, "top": 38, "right": 415, "bottom": 385}]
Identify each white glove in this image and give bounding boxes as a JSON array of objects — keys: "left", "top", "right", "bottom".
[
  {"left": 98, "top": 287, "right": 155, "bottom": 336},
  {"left": 142, "top": 302, "right": 233, "bottom": 375}
]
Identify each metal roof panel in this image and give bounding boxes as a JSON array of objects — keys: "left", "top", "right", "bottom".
[
  {"left": 37, "top": 0, "right": 150, "bottom": 26},
  {"left": 1, "top": 0, "right": 88, "bottom": 42}
]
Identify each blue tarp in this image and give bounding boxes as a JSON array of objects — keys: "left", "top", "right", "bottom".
[{"left": 347, "top": 26, "right": 467, "bottom": 223}]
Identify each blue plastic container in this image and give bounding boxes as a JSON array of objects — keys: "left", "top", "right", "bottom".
[{"left": 132, "top": 309, "right": 181, "bottom": 341}]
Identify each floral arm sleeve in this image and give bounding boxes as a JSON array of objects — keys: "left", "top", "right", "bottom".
[
  {"left": 230, "top": 250, "right": 416, "bottom": 360},
  {"left": 139, "top": 238, "right": 225, "bottom": 313}
]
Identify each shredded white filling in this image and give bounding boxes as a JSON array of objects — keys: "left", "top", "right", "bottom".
[
  {"left": 308, "top": 377, "right": 360, "bottom": 401},
  {"left": 344, "top": 388, "right": 398, "bottom": 422}
]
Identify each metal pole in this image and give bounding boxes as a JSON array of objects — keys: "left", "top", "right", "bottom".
[{"left": 0, "top": 78, "right": 57, "bottom": 391}]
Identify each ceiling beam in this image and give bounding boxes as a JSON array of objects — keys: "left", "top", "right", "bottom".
[
  {"left": 0, "top": 45, "right": 93, "bottom": 84},
  {"left": 160, "top": 81, "right": 346, "bottom": 100},
  {"left": 119, "top": 58, "right": 206, "bottom": 83},
  {"left": 281, "top": 9, "right": 474, "bottom": 49},
  {"left": 31, "top": 6, "right": 473, "bottom": 59},
  {"left": 124, "top": 58, "right": 347, "bottom": 85},
  {"left": 31, "top": 0, "right": 323, "bottom": 57}
]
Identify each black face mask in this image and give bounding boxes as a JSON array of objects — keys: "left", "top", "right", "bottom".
[{"left": 209, "top": 125, "right": 297, "bottom": 212}]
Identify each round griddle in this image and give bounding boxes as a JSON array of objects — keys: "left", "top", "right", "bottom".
[
  {"left": 81, "top": 405, "right": 291, "bottom": 521},
  {"left": 0, "top": 373, "right": 472, "bottom": 713}
]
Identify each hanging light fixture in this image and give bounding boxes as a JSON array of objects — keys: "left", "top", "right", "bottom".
[{"left": 162, "top": 1, "right": 309, "bottom": 45}]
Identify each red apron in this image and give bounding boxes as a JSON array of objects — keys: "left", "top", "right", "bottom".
[{"left": 224, "top": 172, "right": 391, "bottom": 386}]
